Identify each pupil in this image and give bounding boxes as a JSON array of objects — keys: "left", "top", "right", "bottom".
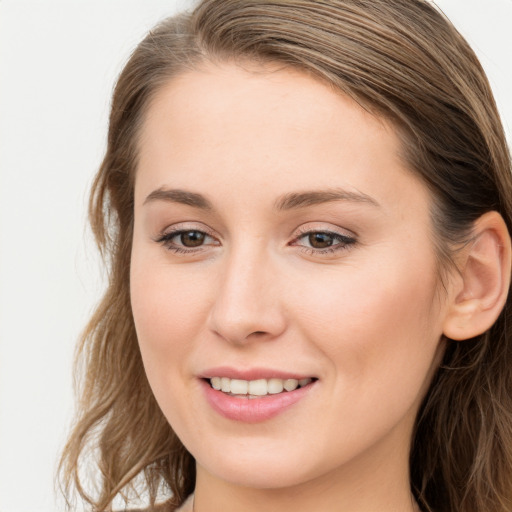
[
  {"left": 309, "top": 232, "right": 333, "bottom": 249},
  {"left": 181, "top": 231, "right": 205, "bottom": 247}
]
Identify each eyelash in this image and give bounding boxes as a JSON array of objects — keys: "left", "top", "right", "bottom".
[
  {"left": 155, "top": 228, "right": 218, "bottom": 254},
  {"left": 155, "top": 227, "right": 357, "bottom": 256},
  {"left": 290, "top": 228, "right": 357, "bottom": 255}
]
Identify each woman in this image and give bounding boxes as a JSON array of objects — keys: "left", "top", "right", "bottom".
[{"left": 59, "top": 1, "right": 512, "bottom": 511}]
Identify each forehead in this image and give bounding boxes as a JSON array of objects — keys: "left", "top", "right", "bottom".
[
  {"left": 135, "top": 61, "right": 429, "bottom": 219},
  {"left": 139, "top": 61, "right": 393, "bottom": 159}
]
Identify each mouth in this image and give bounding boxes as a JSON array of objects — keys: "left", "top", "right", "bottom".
[
  {"left": 206, "top": 376, "right": 316, "bottom": 398},
  {"left": 200, "top": 373, "right": 318, "bottom": 423}
]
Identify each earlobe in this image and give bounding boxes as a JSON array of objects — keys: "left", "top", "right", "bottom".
[{"left": 443, "top": 211, "right": 511, "bottom": 341}]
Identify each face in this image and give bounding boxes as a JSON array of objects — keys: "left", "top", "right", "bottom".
[{"left": 131, "top": 62, "right": 449, "bottom": 490}]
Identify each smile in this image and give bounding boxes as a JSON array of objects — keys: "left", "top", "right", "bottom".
[
  {"left": 201, "top": 375, "right": 317, "bottom": 423},
  {"left": 209, "top": 377, "right": 314, "bottom": 397}
]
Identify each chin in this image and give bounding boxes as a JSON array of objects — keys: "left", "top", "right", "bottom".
[
  {"left": 192, "top": 439, "right": 326, "bottom": 490},
  {"left": 203, "top": 459, "right": 314, "bottom": 489}
]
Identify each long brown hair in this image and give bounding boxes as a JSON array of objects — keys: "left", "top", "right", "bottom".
[{"left": 59, "top": 1, "right": 512, "bottom": 510}]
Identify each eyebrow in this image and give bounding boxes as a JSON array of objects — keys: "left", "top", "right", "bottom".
[
  {"left": 143, "top": 186, "right": 380, "bottom": 211},
  {"left": 143, "top": 188, "right": 213, "bottom": 210},
  {"left": 274, "top": 188, "right": 380, "bottom": 210}
]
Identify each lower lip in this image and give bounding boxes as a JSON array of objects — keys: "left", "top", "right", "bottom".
[{"left": 200, "top": 379, "right": 315, "bottom": 423}]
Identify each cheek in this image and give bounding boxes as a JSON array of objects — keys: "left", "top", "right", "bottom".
[
  {"left": 130, "top": 250, "right": 213, "bottom": 383},
  {"left": 278, "top": 260, "right": 444, "bottom": 466},
  {"left": 129, "top": 255, "right": 218, "bottom": 439},
  {"left": 290, "top": 255, "right": 443, "bottom": 408}
]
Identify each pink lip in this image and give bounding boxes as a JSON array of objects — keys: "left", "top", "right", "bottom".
[
  {"left": 200, "top": 378, "right": 317, "bottom": 423},
  {"left": 199, "top": 366, "right": 314, "bottom": 381}
]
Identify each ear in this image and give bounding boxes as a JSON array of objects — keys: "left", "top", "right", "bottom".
[{"left": 443, "top": 211, "right": 511, "bottom": 341}]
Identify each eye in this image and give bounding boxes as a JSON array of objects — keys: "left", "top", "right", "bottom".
[
  {"left": 291, "top": 228, "right": 357, "bottom": 255},
  {"left": 155, "top": 227, "right": 219, "bottom": 253}
]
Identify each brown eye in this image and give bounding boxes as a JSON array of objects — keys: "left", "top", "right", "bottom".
[
  {"left": 308, "top": 232, "right": 335, "bottom": 249},
  {"left": 292, "top": 229, "right": 357, "bottom": 255},
  {"left": 156, "top": 227, "right": 219, "bottom": 253},
  {"left": 180, "top": 231, "right": 206, "bottom": 247}
]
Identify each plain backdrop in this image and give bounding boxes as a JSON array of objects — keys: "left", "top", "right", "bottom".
[{"left": 0, "top": 1, "right": 511, "bottom": 511}]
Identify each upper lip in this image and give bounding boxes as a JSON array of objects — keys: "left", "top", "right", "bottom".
[{"left": 199, "top": 366, "right": 316, "bottom": 381}]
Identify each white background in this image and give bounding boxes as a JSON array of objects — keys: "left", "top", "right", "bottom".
[{"left": 0, "top": 1, "right": 511, "bottom": 511}]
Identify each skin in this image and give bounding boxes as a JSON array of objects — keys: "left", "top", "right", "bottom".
[{"left": 130, "top": 62, "right": 452, "bottom": 512}]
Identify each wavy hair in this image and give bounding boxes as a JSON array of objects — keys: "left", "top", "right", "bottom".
[{"left": 59, "top": 1, "right": 512, "bottom": 511}]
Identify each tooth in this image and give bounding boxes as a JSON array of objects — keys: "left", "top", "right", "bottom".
[
  {"left": 221, "top": 377, "right": 231, "bottom": 392},
  {"left": 248, "top": 379, "right": 267, "bottom": 396},
  {"left": 213, "top": 376, "right": 311, "bottom": 395},
  {"left": 267, "top": 378, "right": 284, "bottom": 394},
  {"left": 284, "top": 378, "right": 299, "bottom": 391},
  {"left": 230, "top": 379, "right": 249, "bottom": 395}
]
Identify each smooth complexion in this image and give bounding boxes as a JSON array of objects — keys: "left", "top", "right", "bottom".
[{"left": 130, "top": 63, "right": 451, "bottom": 512}]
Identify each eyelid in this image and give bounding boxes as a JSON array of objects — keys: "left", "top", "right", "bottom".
[
  {"left": 157, "top": 221, "right": 217, "bottom": 238},
  {"left": 293, "top": 222, "right": 357, "bottom": 239}
]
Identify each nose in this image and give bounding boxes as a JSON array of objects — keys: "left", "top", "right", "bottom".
[{"left": 207, "top": 246, "right": 287, "bottom": 345}]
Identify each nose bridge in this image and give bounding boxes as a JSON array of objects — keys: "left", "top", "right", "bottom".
[{"left": 208, "top": 239, "right": 285, "bottom": 344}]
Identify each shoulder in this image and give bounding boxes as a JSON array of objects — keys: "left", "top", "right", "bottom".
[
  {"left": 127, "top": 504, "right": 171, "bottom": 512},
  {"left": 127, "top": 495, "right": 193, "bottom": 512},
  {"left": 126, "top": 502, "right": 173, "bottom": 512}
]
